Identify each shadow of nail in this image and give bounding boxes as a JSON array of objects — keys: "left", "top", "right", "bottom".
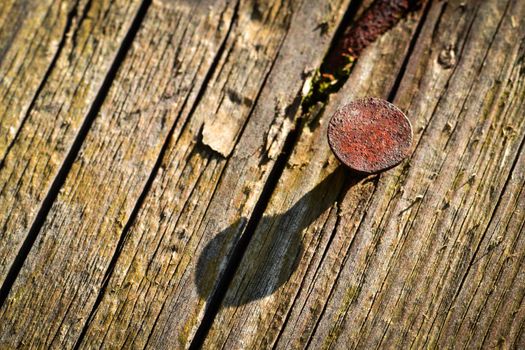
[{"left": 196, "top": 166, "right": 367, "bottom": 306}]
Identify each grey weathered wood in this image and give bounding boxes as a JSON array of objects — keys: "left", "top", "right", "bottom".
[
  {"left": 442, "top": 146, "right": 525, "bottom": 349},
  {"left": 1, "top": 0, "right": 525, "bottom": 348},
  {"left": 0, "top": 0, "right": 238, "bottom": 347},
  {"left": 0, "top": 0, "right": 357, "bottom": 347},
  {"left": 76, "top": 0, "right": 353, "bottom": 348},
  {"left": 0, "top": 0, "right": 145, "bottom": 286},
  {"left": 205, "top": 0, "right": 525, "bottom": 348},
  {"left": 202, "top": 5, "right": 426, "bottom": 348}
]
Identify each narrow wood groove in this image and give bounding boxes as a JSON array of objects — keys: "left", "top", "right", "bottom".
[
  {"left": 0, "top": 3, "right": 54, "bottom": 105},
  {"left": 69, "top": 0, "right": 94, "bottom": 56},
  {"left": 2, "top": 0, "right": 521, "bottom": 348},
  {"left": 387, "top": 0, "right": 432, "bottom": 103},
  {"left": 0, "top": 0, "right": 152, "bottom": 310},
  {"left": 188, "top": 1, "right": 385, "bottom": 346},
  {"left": 189, "top": 99, "right": 306, "bottom": 350},
  {"left": 0, "top": 0, "right": 81, "bottom": 167}
]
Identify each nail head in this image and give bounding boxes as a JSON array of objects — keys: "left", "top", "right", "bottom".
[{"left": 327, "top": 97, "right": 412, "bottom": 174}]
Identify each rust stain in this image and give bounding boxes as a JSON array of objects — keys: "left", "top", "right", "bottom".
[
  {"left": 325, "top": 0, "right": 422, "bottom": 75},
  {"left": 303, "top": 0, "right": 423, "bottom": 110}
]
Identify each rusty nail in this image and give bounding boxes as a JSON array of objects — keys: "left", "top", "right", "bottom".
[{"left": 327, "top": 97, "right": 413, "bottom": 174}]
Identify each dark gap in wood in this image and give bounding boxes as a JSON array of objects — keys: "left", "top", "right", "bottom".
[
  {"left": 299, "top": 11, "right": 430, "bottom": 330},
  {"left": 299, "top": 0, "right": 363, "bottom": 112},
  {"left": 0, "top": 1, "right": 26, "bottom": 63},
  {"left": 302, "top": 0, "right": 425, "bottom": 112},
  {"left": 68, "top": 0, "right": 94, "bottom": 63},
  {"left": 320, "top": 0, "right": 366, "bottom": 68},
  {"left": 171, "top": 1, "right": 241, "bottom": 158},
  {"left": 189, "top": 104, "right": 308, "bottom": 350},
  {"left": 73, "top": 1, "right": 241, "bottom": 348},
  {"left": 0, "top": 0, "right": 152, "bottom": 309},
  {"left": 0, "top": 0, "right": 82, "bottom": 167},
  {"left": 387, "top": 0, "right": 432, "bottom": 102},
  {"left": 198, "top": 3, "right": 293, "bottom": 160},
  {"left": 277, "top": 3, "right": 432, "bottom": 343}
]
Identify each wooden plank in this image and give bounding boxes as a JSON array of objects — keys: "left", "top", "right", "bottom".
[
  {"left": 202, "top": 3, "right": 427, "bottom": 348},
  {"left": 0, "top": 3, "right": 348, "bottom": 348},
  {"left": 0, "top": 0, "right": 238, "bottom": 348},
  {"left": 2, "top": 1, "right": 522, "bottom": 349},
  {"left": 435, "top": 135, "right": 525, "bottom": 349},
  {"left": 0, "top": 0, "right": 69, "bottom": 157},
  {"left": 0, "top": 0, "right": 145, "bottom": 286},
  {"left": 307, "top": 1, "right": 525, "bottom": 348},
  {"left": 74, "top": 1, "right": 356, "bottom": 348},
  {"left": 204, "top": 0, "right": 525, "bottom": 348}
]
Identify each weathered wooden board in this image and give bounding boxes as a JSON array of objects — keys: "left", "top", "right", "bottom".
[
  {"left": 0, "top": 0, "right": 239, "bottom": 347},
  {"left": 0, "top": 0, "right": 360, "bottom": 347},
  {"left": 441, "top": 145, "right": 525, "bottom": 349},
  {"left": 202, "top": 4, "right": 427, "bottom": 348},
  {"left": 1, "top": 0, "right": 524, "bottom": 348},
  {"left": 204, "top": 0, "right": 525, "bottom": 348},
  {"left": 76, "top": 0, "right": 354, "bottom": 348},
  {"left": 0, "top": 0, "right": 145, "bottom": 286},
  {"left": 0, "top": 0, "right": 78, "bottom": 157},
  {"left": 1, "top": 0, "right": 70, "bottom": 157}
]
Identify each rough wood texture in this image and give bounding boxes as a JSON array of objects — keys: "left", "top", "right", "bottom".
[
  {"left": 0, "top": 0, "right": 68, "bottom": 157},
  {"left": 0, "top": 0, "right": 238, "bottom": 347},
  {"left": 205, "top": 0, "right": 525, "bottom": 348},
  {"left": 77, "top": 1, "right": 352, "bottom": 348},
  {"left": 1, "top": 0, "right": 525, "bottom": 348},
  {"left": 0, "top": 0, "right": 144, "bottom": 286},
  {"left": 203, "top": 7, "right": 425, "bottom": 348}
]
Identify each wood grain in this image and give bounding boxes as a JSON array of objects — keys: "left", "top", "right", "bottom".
[
  {"left": 203, "top": 5, "right": 426, "bottom": 348},
  {"left": 0, "top": 0, "right": 238, "bottom": 347},
  {"left": 0, "top": 0, "right": 145, "bottom": 286},
  {"left": 76, "top": 0, "right": 353, "bottom": 348},
  {"left": 1, "top": 0, "right": 69, "bottom": 157},
  {"left": 1, "top": 0, "right": 524, "bottom": 348},
  {"left": 205, "top": 0, "right": 525, "bottom": 348}
]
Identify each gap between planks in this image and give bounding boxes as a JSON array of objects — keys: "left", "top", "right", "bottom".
[{"left": 0, "top": 0, "right": 342, "bottom": 348}]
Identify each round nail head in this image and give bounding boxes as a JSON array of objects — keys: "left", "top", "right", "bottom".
[{"left": 327, "top": 97, "right": 412, "bottom": 174}]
